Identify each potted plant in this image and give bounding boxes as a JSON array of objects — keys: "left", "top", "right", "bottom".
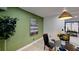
[{"left": 0, "top": 16, "right": 17, "bottom": 39}]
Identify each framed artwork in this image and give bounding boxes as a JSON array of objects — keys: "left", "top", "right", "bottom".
[{"left": 30, "top": 18, "right": 38, "bottom": 36}]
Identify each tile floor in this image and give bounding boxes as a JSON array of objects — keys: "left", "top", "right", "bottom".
[
  {"left": 21, "top": 39, "right": 60, "bottom": 51},
  {"left": 19, "top": 36, "right": 79, "bottom": 51},
  {"left": 22, "top": 39, "right": 44, "bottom": 51}
]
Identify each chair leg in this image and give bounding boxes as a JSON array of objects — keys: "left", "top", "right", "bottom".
[
  {"left": 44, "top": 45, "right": 45, "bottom": 50},
  {"left": 49, "top": 48, "right": 52, "bottom": 51}
]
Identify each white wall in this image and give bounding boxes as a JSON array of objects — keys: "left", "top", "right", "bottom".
[
  {"left": 44, "top": 16, "right": 64, "bottom": 40},
  {"left": 44, "top": 16, "right": 79, "bottom": 40}
]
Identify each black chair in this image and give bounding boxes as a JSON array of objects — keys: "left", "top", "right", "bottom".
[{"left": 43, "top": 34, "right": 56, "bottom": 51}]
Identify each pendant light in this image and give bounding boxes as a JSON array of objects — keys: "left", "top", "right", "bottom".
[{"left": 58, "top": 8, "right": 73, "bottom": 20}]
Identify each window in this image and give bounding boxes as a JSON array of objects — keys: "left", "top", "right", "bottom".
[{"left": 65, "top": 21, "right": 79, "bottom": 33}]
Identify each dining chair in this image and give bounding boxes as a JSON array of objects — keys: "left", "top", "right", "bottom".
[{"left": 43, "top": 34, "right": 56, "bottom": 51}]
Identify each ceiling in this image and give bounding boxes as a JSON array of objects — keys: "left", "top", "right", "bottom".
[{"left": 21, "top": 7, "right": 79, "bottom": 18}]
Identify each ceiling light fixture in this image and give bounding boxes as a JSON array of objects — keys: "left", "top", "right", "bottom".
[{"left": 58, "top": 8, "right": 73, "bottom": 20}]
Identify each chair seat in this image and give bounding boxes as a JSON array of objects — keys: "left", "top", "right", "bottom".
[{"left": 48, "top": 42, "right": 55, "bottom": 49}]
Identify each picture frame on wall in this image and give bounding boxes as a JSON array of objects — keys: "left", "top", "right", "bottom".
[{"left": 30, "top": 18, "right": 38, "bottom": 36}]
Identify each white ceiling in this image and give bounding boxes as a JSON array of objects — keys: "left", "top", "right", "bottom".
[{"left": 21, "top": 7, "right": 79, "bottom": 18}]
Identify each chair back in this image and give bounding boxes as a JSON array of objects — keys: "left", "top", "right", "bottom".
[
  {"left": 43, "top": 34, "right": 49, "bottom": 45},
  {"left": 58, "top": 34, "right": 70, "bottom": 41},
  {"left": 63, "top": 34, "right": 70, "bottom": 41}
]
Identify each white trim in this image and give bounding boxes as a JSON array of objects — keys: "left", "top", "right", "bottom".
[{"left": 16, "top": 37, "right": 42, "bottom": 51}]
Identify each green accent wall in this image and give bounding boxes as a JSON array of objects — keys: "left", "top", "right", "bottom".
[
  {"left": 0, "top": 7, "right": 43, "bottom": 51},
  {"left": 0, "top": 40, "right": 4, "bottom": 51}
]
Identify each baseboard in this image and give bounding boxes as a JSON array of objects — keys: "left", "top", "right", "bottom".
[{"left": 16, "top": 37, "right": 42, "bottom": 51}]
